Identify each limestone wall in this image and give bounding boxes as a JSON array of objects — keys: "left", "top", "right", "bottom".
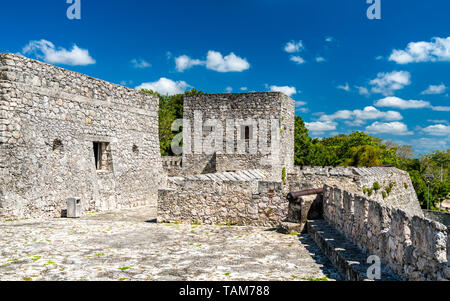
[
  {"left": 0, "top": 53, "right": 165, "bottom": 219},
  {"left": 181, "top": 92, "right": 294, "bottom": 181},
  {"left": 289, "top": 166, "right": 422, "bottom": 217},
  {"left": 323, "top": 185, "right": 449, "bottom": 280},
  {"left": 158, "top": 170, "right": 288, "bottom": 226}
]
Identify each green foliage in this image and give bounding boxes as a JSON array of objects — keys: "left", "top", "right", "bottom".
[
  {"left": 282, "top": 167, "right": 286, "bottom": 184},
  {"left": 382, "top": 191, "right": 387, "bottom": 199},
  {"left": 372, "top": 182, "right": 381, "bottom": 191},
  {"left": 141, "top": 88, "right": 204, "bottom": 156}
]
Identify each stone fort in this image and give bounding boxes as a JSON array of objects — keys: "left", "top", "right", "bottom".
[{"left": 0, "top": 53, "right": 448, "bottom": 281}]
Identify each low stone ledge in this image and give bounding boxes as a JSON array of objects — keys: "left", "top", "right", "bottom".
[
  {"left": 307, "top": 219, "right": 399, "bottom": 281},
  {"left": 277, "top": 221, "right": 305, "bottom": 234}
]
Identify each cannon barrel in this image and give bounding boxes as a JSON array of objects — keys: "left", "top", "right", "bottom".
[{"left": 287, "top": 188, "right": 323, "bottom": 201}]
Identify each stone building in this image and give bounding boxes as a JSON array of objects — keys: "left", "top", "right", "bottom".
[
  {"left": 181, "top": 92, "right": 295, "bottom": 181},
  {"left": 0, "top": 53, "right": 165, "bottom": 219}
]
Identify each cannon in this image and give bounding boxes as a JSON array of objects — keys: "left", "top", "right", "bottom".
[{"left": 286, "top": 188, "right": 323, "bottom": 202}]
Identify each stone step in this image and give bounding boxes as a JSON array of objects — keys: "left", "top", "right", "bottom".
[{"left": 307, "top": 219, "right": 400, "bottom": 281}]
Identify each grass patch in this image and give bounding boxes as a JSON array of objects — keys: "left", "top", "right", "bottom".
[{"left": 301, "top": 276, "right": 328, "bottom": 281}]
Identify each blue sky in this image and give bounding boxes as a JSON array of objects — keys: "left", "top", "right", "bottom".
[{"left": 1, "top": 0, "right": 449, "bottom": 154}]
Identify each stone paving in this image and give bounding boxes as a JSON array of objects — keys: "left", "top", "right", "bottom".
[{"left": 0, "top": 206, "right": 340, "bottom": 281}]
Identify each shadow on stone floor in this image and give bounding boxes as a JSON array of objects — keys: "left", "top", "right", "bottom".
[{"left": 298, "top": 234, "right": 342, "bottom": 281}]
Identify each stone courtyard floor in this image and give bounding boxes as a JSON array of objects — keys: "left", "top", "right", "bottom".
[{"left": 0, "top": 206, "right": 340, "bottom": 281}]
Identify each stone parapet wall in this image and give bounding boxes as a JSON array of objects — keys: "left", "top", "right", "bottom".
[
  {"left": 162, "top": 156, "right": 182, "bottom": 177},
  {"left": 158, "top": 173, "right": 287, "bottom": 226},
  {"left": 322, "top": 185, "right": 449, "bottom": 280},
  {"left": 289, "top": 166, "right": 422, "bottom": 217},
  {"left": 0, "top": 53, "right": 165, "bottom": 219}
]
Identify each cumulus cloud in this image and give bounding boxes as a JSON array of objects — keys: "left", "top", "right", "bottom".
[
  {"left": 389, "top": 37, "right": 450, "bottom": 64},
  {"left": 207, "top": 51, "right": 251, "bottom": 72},
  {"left": 131, "top": 59, "right": 151, "bottom": 69},
  {"left": 269, "top": 85, "right": 297, "bottom": 97},
  {"left": 22, "top": 39, "right": 95, "bottom": 66},
  {"left": 325, "top": 37, "right": 334, "bottom": 43},
  {"left": 284, "top": 40, "right": 304, "bottom": 53},
  {"left": 290, "top": 55, "right": 305, "bottom": 64},
  {"left": 225, "top": 86, "right": 233, "bottom": 93},
  {"left": 174, "top": 51, "right": 250, "bottom": 73},
  {"left": 174, "top": 55, "right": 203, "bottom": 72},
  {"left": 365, "top": 121, "right": 413, "bottom": 136},
  {"left": 319, "top": 106, "right": 402, "bottom": 127},
  {"left": 135, "top": 78, "right": 190, "bottom": 95},
  {"left": 422, "top": 124, "right": 450, "bottom": 136},
  {"left": 369, "top": 71, "right": 411, "bottom": 96},
  {"left": 305, "top": 121, "right": 337, "bottom": 134},
  {"left": 374, "top": 96, "right": 430, "bottom": 109},
  {"left": 374, "top": 96, "right": 450, "bottom": 111},
  {"left": 421, "top": 83, "right": 447, "bottom": 95}
]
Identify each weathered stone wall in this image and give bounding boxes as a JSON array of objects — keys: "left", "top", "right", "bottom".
[
  {"left": 181, "top": 93, "right": 294, "bottom": 181},
  {"left": 158, "top": 170, "right": 288, "bottom": 226},
  {"left": 0, "top": 53, "right": 165, "bottom": 219},
  {"left": 161, "top": 156, "right": 182, "bottom": 177},
  {"left": 323, "top": 185, "right": 449, "bottom": 280},
  {"left": 288, "top": 166, "right": 422, "bottom": 217}
]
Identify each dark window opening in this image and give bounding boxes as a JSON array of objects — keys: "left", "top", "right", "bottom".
[
  {"left": 132, "top": 144, "right": 139, "bottom": 154},
  {"left": 53, "top": 139, "right": 63, "bottom": 152},
  {"left": 93, "top": 142, "right": 112, "bottom": 171},
  {"left": 245, "top": 126, "right": 250, "bottom": 140}
]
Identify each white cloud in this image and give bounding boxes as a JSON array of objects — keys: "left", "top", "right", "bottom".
[
  {"left": 432, "top": 106, "right": 450, "bottom": 112},
  {"left": 240, "top": 87, "right": 248, "bottom": 91},
  {"left": 316, "top": 56, "right": 326, "bottom": 62},
  {"left": 205, "top": 51, "right": 250, "bottom": 72},
  {"left": 374, "top": 96, "right": 430, "bottom": 109},
  {"left": 135, "top": 77, "right": 190, "bottom": 95},
  {"left": 22, "top": 39, "right": 95, "bottom": 66},
  {"left": 389, "top": 37, "right": 450, "bottom": 64},
  {"left": 369, "top": 71, "right": 411, "bottom": 96},
  {"left": 225, "top": 86, "right": 233, "bottom": 93},
  {"left": 337, "top": 83, "right": 350, "bottom": 92},
  {"left": 174, "top": 51, "right": 250, "bottom": 73},
  {"left": 284, "top": 40, "right": 304, "bottom": 53},
  {"left": 131, "top": 59, "right": 151, "bottom": 69},
  {"left": 409, "top": 137, "right": 450, "bottom": 153},
  {"left": 290, "top": 55, "right": 305, "bottom": 64},
  {"left": 375, "top": 56, "right": 384, "bottom": 60},
  {"left": 421, "top": 83, "right": 447, "bottom": 95},
  {"left": 374, "top": 96, "right": 450, "bottom": 111},
  {"left": 269, "top": 85, "right": 297, "bottom": 97},
  {"left": 365, "top": 121, "right": 413, "bottom": 136},
  {"left": 295, "top": 100, "right": 307, "bottom": 107},
  {"left": 174, "top": 55, "right": 204, "bottom": 72},
  {"left": 422, "top": 124, "right": 450, "bottom": 136},
  {"left": 305, "top": 121, "right": 337, "bottom": 134},
  {"left": 325, "top": 37, "right": 334, "bottom": 43},
  {"left": 355, "top": 86, "right": 370, "bottom": 96},
  {"left": 319, "top": 106, "right": 402, "bottom": 126}
]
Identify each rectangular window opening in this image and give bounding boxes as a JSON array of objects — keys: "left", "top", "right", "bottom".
[{"left": 93, "top": 142, "right": 112, "bottom": 171}]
